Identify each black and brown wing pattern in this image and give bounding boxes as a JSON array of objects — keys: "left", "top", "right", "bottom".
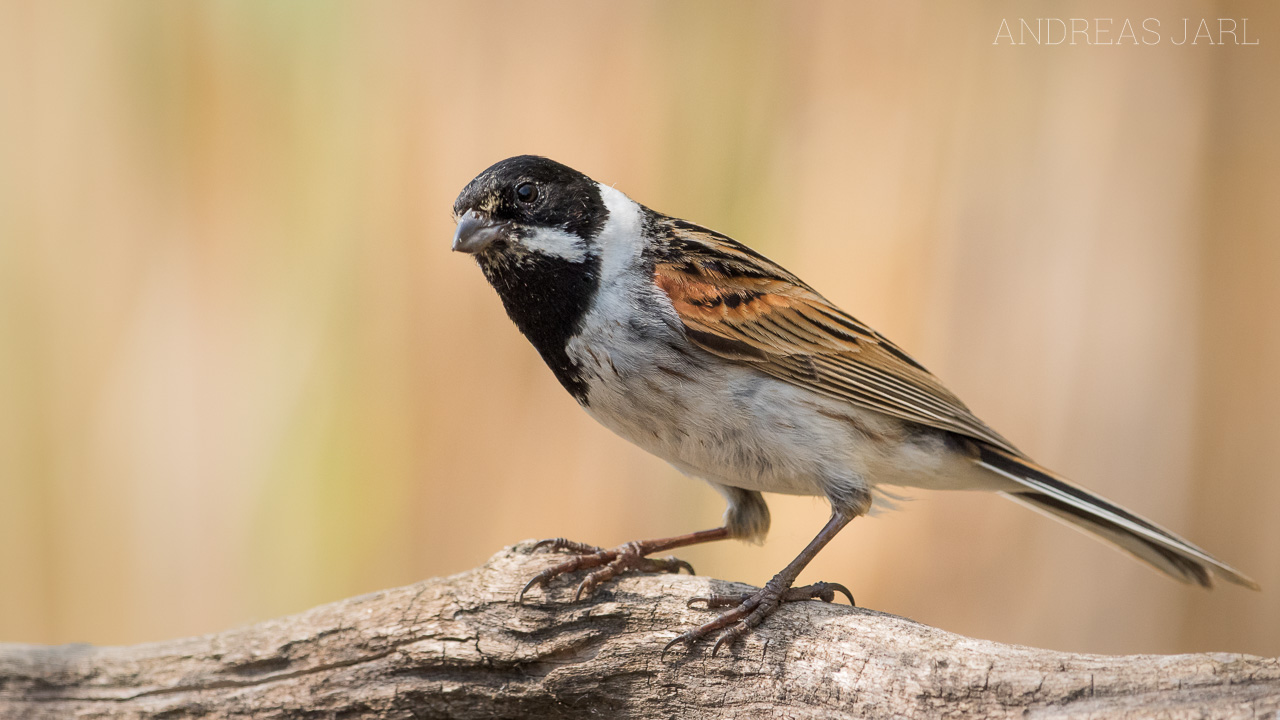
[{"left": 653, "top": 221, "right": 1020, "bottom": 455}]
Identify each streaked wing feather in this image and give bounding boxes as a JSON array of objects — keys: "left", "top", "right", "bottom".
[{"left": 653, "top": 222, "right": 1019, "bottom": 454}]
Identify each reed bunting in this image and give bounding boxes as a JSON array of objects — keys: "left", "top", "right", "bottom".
[{"left": 451, "top": 155, "right": 1257, "bottom": 655}]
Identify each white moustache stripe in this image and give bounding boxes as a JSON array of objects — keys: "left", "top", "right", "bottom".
[{"left": 521, "top": 227, "right": 589, "bottom": 262}]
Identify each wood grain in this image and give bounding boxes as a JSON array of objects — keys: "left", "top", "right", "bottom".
[{"left": 2, "top": 544, "right": 1276, "bottom": 719}]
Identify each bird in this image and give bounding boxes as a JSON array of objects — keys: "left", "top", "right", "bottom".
[{"left": 450, "top": 154, "right": 1258, "bottom": 655}]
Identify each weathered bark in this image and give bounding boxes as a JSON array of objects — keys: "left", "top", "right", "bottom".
[{"left": 1, "top": 543, "right": 1276, "bottom": 719}]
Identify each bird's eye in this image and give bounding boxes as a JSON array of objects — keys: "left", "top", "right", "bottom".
[{"left": 515, "top": 182, "right": 538, "bottom": 204}]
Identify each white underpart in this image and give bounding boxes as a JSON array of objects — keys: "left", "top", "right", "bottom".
[{"left": 563, "top": 187, "right": 996, "bottom": 513}]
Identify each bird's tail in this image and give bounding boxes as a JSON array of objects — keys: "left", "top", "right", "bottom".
[{"left": 975, "top": 444, "right": 1259, "bottom": 590}]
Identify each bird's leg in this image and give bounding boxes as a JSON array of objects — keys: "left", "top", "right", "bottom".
[
  {"left": 665, "top": 510, "right": 855, "bottom": 657},
  {"left": 519, "top": 527, "right": 731, "bottom": 602}
]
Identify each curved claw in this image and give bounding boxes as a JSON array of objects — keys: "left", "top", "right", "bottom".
[
  {"left": 517, "top": 575, "right": 546, "bottom": 603},
  {"left": 686, "top": 596, "right": 710, "bottom": 609},
  {"left": 799, "top": 581, "right": 856, "bottom": 606},
  {"left": 531, "top": 538, "right": 559, "bottom": 553},
  {"left": 637, "top": 555, "right": 695, "bottom": 576},
  {"left": 711, "top": 629, "right": 737, "bottom": 657},
  {"left": 661, "top": 633, "right": 694, "bottom": 661},
  {"left": 573, "top": 577, "right": 593, "bottom": 603},
  {"left": 827, "top": 582, "right": 856, "bottom": 607}
]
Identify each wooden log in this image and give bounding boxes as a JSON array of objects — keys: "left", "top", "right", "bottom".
[{"left": 2, "top": 543, "right": 1276, "bottom": 719}]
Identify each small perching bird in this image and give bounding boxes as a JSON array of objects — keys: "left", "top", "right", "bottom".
[{"left": 451, "top": 155, "right": 1258, "bottom": 655}]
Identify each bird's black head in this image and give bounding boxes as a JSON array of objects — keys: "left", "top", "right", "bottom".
[
  {"left": 451, "top": 155, "right": 609, "bottom": 259},
  {"left": 452, "top": 155, "right": 610, "bottom": 404}
]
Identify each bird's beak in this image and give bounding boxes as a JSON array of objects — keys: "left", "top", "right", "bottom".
[{"left": 452, "top": 210, "right": 506, "bottom": 254}]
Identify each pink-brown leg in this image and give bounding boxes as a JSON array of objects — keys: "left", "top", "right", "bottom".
[
  {"left": 664, "top": 511, "right": 856, "bottom": 658},
  {"left": 518, "top": 527, "right": 731, "bottom": 603}
]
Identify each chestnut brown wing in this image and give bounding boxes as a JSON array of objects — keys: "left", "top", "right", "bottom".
[{"left": 654, "top": 225, "right": 1019, "bottom": 454}]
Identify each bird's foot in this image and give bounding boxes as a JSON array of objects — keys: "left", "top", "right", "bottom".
[
  {"left": 664, "top": 579, "right": 854, "bottom": 658},
  {"left": 518, "top": 537, "right": 695, "bottom": 603}
]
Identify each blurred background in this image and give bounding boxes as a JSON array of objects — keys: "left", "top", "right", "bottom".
[{"left": 1, "top": 1, "right": 1276, "bottom": 656}]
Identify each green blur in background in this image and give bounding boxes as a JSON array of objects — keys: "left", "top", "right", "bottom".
[{"left": 0, "top": 1, "right": 1277, "bottom": 656}]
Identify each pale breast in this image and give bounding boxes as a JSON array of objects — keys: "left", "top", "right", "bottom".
[
  {"left": 565, "top": 300, "right": 1001, "bottom": 509},
  {"left": 564, "top": 289, "right": 866, "bottom": 498}
]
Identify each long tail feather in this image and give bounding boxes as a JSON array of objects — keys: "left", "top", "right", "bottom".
[{"left": 976, "top": 445, "right": 1259, "bottom": 590}]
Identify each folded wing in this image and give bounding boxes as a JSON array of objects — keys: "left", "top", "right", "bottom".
[{"left": 653, "top": 222, "right": 1018, "bottom": 454}]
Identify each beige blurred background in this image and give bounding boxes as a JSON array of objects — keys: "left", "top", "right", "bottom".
[{"left": 1, "top": 1, "right": 1277, "bottom": 657}]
